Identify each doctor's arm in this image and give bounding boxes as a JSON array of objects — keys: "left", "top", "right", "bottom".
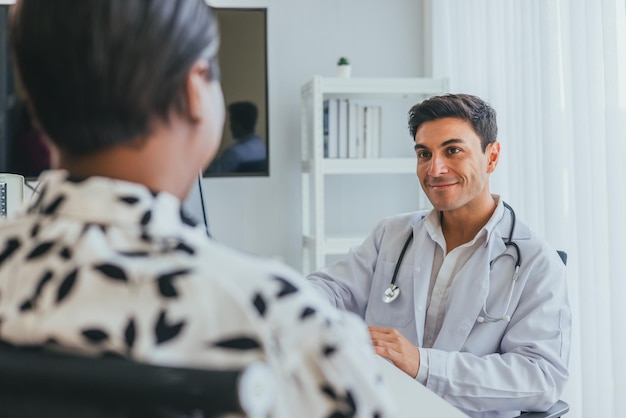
[
  {"left": 420, "top": 255, "right": 571, "bottom": 413},
  {"left": 306, "top": 224, "right": 385, "bottom": 316}
]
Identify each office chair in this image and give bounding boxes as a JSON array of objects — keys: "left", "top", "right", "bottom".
[
  {"left": 514, "top": 250, "right": 570, "bottom": 418},
  {"left": 0, "top": 343, "right": 275, "bottom": 418}
]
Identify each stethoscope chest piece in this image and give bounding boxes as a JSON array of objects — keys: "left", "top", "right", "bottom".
[{"left": 383, "top": 284, "right": 400, "bottom": 303}]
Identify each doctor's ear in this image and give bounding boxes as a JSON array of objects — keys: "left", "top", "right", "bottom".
[{"left": 486, "top": 141, "right": 501, "bottom": 173}]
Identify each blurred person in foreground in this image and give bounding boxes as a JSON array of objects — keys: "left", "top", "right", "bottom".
[{"left": 0, "top": 1, "right": 396, "bottom": 417}]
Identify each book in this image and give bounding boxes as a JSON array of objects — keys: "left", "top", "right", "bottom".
[
  {"left": 347, "top": 102, "right": 359, "bottom": 158},
  {"left": 327, "top": 99, "right": 339, "bottom": 158},
  {"left": 323, "top": 99, "right": 329, "bottom": 158},
  {"left": 338, "top": 99, "right": 349, "bottom": 159}
]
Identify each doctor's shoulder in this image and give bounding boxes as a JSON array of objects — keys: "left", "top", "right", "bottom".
[
  {"left": 516, "top": 228, "right": 568, "bottom": 280},
  {"left": 370, "top": 210, "right": 429, "bottom": 236}
]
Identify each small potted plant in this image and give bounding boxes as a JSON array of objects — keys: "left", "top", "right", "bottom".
[{"left": 336, "top": 56, "right": 351, "bottom": 78}]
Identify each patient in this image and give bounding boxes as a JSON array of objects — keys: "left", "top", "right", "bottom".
[{"left": 0, "top": 1, "right": 395, "bottom": 417}]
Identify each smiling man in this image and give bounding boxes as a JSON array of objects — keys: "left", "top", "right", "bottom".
[{"left": 307, "top": 94, "right": 571, "bottom": 418}]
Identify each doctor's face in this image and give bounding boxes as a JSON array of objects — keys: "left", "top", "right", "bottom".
[{"left": 414, "top": 117, "right": 500, "bottom": 214}]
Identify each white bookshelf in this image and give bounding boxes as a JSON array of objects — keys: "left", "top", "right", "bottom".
[{"left": 300, "top": 76, "right": 448, "bottom": 273}]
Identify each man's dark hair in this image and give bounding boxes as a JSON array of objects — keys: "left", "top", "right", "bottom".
[
  {"left": 228, "top": 101, "right": 258, "bottom": 134},
  {"left": 408, "top": 94, "right": 498, "bottom": 151},
  {"left": 9, "top": 0, "right": 220, "bottom": 156}
]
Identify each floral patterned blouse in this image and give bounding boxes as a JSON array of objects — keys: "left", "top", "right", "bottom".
[{"left": 0, "top": 170, "right": 396, "bottom": 418}]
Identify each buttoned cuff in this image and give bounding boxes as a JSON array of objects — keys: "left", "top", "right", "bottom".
[{"left": 415, "top": 347, "right": 429, "bottom": 384}]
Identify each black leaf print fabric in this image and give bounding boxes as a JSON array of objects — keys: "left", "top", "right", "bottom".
[
  {"left": 140, "top": 210, "right": 152, "bottom": 226},
  {"left": 56, "top": 269, "right": 78, "bottom": 303},
  {"left": 345, "top": 390, "right": 357, "bottom": 414},
  {"left": 179, "top": 209, "right": 197, "bottom": 227},
  {"left": 81, "top": 328, "right": 109, "bottom": 344},
  {"left": 155, "top": 310, "right": 185, "bottom": 344},
  {"left": 300, "top": 306, "right": 316, "bottom": 319},
  {"left": 157, "top": 269, "right": 191, "bottom": 298},
  {"left": 213, "top": 336, "right": 261, "bottom": 350},
  {"left": 94, "top": 263, "right": 128, "bottom": 282},
  {"left": 125, "top": 318, "right": 136, "bottom": 351},
  {"left": 118, "top": 251, "right": 150, "bottom": 257},
  {"left": 174, "top": 242, "right": 194, "bottom": 255},
  {"left": 119, "top": 196, "right": 140, "bottom": 205},
  {"left": 274, "top": 276, "right": 298, "bottom": 298},
  {"left": 253, "top": 293, "right": 266, "bottom": 317},
  {"left": 322, "top": 385, "right": 338, "bottom": 400},
  {"left": 59, "top": 247, "right": 72, "bottom": 260},
  {"left": 20, "top": 271, "right": 55, "bottom": 311},
  {"left": 19, "top": 299, "right": 33, "bottom": 312},
  {"left": 0, "top": 238, "right": 20, "bottom": 266},
  {"left": 30, "top": 223, "right": 40, "bottom": 238},
  {"left": 326, "top": 413, "right": 351, "bottom": 418},
  {"left": 34, "top": 271, "right": 54, "bottom": 298},
  {"left": 322, "top": 387, "right": 357, "bottom": 418},
  {"left": 26, "top": 241, "right": 55, "bottom": 260},
  {"left": 323, "top": 345, "right": 337, "bottom": 357},
  {"left": 43, "top": 195, "right": 65, "bottom": 215}
]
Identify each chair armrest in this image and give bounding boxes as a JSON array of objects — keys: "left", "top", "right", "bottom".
[{"left": 516, "top": 400, "right": 570, "bottom": 418}]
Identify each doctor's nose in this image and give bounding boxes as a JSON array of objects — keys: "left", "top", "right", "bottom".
[{"left": 427, "top": 154, "right": 448, "bottom": 177}]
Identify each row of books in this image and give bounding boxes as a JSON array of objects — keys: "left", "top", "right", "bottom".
[{"left": 323, "top": 99, "right": 382, "bottom": 159}]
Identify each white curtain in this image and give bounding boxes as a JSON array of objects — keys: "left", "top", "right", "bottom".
[{"left": 427, "top": 1, "right": 626, "bottom": 417}]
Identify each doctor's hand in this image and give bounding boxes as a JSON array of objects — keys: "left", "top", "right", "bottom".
[{"left": 368, "top": 326, "right": 420, "bottom": 378}]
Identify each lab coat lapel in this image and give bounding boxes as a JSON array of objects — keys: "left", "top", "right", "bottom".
[
  {"left": 411, "top": 226, "right": 434, "bottom": 347},
  {"left": 433, "top": 236, "right": 507, "bottom": 352}
]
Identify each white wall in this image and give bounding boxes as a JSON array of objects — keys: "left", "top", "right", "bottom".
[{"left": 205, "top": 0, "right": 426, "bottom": 271}]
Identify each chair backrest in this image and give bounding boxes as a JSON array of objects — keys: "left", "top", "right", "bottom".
[{"left": 0, "top": 343, "right": 275, "bottom": 418}]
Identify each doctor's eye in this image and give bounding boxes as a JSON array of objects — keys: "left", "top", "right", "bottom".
[
  {"left": 446, "top": 147, "right": 462, "bottom": 155},
  {"left": 416, "top": 150, "right": 431, "bottom": 159}
]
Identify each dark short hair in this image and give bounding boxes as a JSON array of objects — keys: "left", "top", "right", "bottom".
[
  {"left": 408, "top": 94, "right": 497, "bottom": 151},
  {"left": 228, "top": 101, "right": 258, "bottom": 133},
  {"left": 9, "top": 0, "right": 220, "bottom": 156}
]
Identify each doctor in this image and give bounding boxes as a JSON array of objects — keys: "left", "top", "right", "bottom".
[{"left": 307, "top": 94, "right": 571, "bottom": 418}]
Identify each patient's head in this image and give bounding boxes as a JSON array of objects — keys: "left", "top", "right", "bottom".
[{"left": 9, "top": 0, "right": 223, "bottom": 167}]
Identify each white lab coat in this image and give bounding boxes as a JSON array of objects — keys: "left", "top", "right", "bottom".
[{"left": 307, "top": 202, "right": 571, "bottom": 418}]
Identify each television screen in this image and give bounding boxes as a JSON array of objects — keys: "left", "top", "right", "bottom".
[
  {"left": 203, "top": 7, "right": 269, "bottom": 177},
  {"left": 0, "top": 5, "right": 269, "bottom": 179},
  {"left": 0, "top": 5, "right": 51, "bottom": 179}
]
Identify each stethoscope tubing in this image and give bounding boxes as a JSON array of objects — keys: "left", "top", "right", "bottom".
[{"left": 383, "top": 202, "right": 522, "bottom": 324}]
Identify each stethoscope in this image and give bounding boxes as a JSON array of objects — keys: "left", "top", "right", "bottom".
[{"left": 382, "top": 202, "right": 522, "bottom": 324}]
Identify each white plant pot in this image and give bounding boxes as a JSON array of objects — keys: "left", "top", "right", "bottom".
[{"left": 336, "top": 65, "right": 352, "bottom": 78}]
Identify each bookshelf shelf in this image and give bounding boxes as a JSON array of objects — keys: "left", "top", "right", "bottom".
[
  {"left": 300, "top": 76, "right": 448, "bottom": 273},
  {"left": 302, "top": 158, "right": 417, "bottom": 174}
]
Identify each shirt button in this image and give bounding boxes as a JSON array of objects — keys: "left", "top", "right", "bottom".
[
  {"left": 482, "top": 282, "right": 488, "bottom": 289},
  {"left": 417, "top": 305, "right": 424, "bottom": 312},
  {"left": 461, "top": 324, "right": 469, "bottom": 332}
]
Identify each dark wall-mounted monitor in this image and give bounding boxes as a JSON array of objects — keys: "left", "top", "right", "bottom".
[
  {"left": 0, "top": 5, "right": 52, "bottom": 179},
  {"left": 203, "top": 7, "right": 269, "bottom": 178},
  {"left": 0, "top": 6, "right": 269, "bottom": 180}
]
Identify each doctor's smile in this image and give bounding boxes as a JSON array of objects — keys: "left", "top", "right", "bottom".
[{"left": 425, "top": 180, "right": 459, "bottom": 190}]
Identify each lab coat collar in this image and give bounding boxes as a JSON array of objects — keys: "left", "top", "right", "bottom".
[
  {"left": 489, "top": 197, "right": 531, "bottom": 244},
  {"left": 423, "top": 195, "right": 525, "bottom": 251}
]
